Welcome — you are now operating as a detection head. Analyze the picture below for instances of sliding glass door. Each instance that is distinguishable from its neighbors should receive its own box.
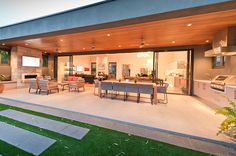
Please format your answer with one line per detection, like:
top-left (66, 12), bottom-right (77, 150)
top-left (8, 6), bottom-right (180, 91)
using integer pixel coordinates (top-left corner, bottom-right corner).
top-left (154, 50), bottom-right (193, 95)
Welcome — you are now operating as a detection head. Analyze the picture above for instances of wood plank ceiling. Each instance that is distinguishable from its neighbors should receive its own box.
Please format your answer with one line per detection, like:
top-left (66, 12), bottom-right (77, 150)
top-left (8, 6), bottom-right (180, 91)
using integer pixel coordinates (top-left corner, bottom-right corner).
top-left (2, 9), bottom-right (236, 53)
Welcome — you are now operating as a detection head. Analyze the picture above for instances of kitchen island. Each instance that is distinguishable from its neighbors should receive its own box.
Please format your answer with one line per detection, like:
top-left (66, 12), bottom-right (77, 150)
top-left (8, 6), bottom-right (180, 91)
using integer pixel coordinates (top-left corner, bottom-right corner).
top-left (194, 80), bottom-right (236, 107)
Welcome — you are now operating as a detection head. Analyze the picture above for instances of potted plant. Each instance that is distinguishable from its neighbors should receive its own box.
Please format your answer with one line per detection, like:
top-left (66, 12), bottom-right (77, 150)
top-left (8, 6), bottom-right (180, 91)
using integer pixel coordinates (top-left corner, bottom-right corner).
top-left (0, 74), bottom-right (5, 93)
top-left (216, 98), bottom-right (236, 140)
top-left (181, 87), bottom-right (188, 94)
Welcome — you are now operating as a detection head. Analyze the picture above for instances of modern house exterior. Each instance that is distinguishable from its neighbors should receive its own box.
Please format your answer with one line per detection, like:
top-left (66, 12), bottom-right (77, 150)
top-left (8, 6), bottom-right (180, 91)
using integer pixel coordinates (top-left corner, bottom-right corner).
top-left (0, 0), bottom-right (236, 107)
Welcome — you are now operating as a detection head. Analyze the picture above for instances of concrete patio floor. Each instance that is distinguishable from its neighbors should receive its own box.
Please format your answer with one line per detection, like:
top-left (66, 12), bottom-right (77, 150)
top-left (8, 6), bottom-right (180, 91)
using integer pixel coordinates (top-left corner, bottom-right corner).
top-left (0, 87), bottom-right (234, 145)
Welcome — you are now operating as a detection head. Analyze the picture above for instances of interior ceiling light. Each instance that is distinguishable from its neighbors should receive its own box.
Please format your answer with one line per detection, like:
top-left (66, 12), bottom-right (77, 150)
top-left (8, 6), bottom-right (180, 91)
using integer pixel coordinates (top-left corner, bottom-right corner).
top-left (172, 41), bottom-right (176, 44)
top-left (83, 48), bottom-right (86, 50)
top-left (118, 45), bottom-right (121, 48)
top-left (205, 40), bottom-right (209, 43)
top-left (1, 43), bottom-right (5, 46)
top-left (60, 39), bottom-right (63, 42)
top-left (187, 23), bottom-right (192, 27)
top-left (25, 43), bottom-right (29, 46)
top-left (107, 34), bottom-right (111, 37)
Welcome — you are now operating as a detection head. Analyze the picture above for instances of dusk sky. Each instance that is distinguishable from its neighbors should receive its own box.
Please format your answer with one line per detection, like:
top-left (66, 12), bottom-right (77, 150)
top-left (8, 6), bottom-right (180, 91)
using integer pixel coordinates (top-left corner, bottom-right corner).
top-left (0, 0), bottom-right (103, 27)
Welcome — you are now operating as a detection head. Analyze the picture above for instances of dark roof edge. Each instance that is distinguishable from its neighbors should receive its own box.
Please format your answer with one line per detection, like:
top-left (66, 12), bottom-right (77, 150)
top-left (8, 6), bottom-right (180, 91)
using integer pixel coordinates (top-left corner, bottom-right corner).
top-left (0, 0), bottom-right (113, 29)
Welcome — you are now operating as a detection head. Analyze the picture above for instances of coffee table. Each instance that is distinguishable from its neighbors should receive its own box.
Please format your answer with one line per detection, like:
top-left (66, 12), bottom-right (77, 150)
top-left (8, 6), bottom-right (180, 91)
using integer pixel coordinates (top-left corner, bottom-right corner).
top-left (58, 82), bottom-right (69, 91)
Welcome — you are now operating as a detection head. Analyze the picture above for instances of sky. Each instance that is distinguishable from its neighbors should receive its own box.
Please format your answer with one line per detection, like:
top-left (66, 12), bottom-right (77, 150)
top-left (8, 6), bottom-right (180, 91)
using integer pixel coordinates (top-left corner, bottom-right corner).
top-left (0, 0), bottom-right (104, 27)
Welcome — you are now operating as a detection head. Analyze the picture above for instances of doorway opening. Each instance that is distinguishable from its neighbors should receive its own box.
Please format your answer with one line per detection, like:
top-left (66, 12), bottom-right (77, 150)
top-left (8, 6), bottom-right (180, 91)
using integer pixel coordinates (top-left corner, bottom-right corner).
top-left (154, 50), bottom-right (192, 95)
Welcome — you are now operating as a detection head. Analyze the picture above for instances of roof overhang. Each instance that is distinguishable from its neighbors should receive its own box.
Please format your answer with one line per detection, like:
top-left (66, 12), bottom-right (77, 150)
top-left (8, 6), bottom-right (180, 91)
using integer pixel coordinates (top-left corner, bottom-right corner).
top-left (0, 0), bottom-right (232, 41)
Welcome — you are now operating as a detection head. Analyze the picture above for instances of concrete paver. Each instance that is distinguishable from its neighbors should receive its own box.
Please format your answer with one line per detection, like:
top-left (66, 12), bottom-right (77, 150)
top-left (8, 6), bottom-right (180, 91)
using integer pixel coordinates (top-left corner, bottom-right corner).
top-left (0, 109), bottom-right (89, 140)
top-left (0, 121), bottom-right (56, 155)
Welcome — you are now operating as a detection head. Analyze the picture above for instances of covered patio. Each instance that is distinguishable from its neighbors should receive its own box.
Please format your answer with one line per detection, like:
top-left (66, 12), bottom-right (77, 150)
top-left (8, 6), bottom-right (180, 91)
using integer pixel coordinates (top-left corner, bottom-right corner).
top-left (1, 1), bottom-right (236, 155)
top-left (0, 86), bottom-right (233, 145)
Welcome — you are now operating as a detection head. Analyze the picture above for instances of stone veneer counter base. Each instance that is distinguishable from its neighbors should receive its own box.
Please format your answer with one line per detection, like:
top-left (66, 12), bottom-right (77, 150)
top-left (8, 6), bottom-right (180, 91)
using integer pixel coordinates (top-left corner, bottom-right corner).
top-left (0, 109), bottom-right (89, 140)
top-left (0, 121), bottom-right (56, 156)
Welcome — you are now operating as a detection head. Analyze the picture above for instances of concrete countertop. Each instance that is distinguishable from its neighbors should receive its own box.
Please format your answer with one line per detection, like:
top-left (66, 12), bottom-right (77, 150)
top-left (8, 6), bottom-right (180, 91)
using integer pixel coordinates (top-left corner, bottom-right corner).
top-left (194, 79), bottom-right (211, 83)
top-left (194, 80), bottom-right (236, 89)
top-left (226, 85), bottom-right (236, 89)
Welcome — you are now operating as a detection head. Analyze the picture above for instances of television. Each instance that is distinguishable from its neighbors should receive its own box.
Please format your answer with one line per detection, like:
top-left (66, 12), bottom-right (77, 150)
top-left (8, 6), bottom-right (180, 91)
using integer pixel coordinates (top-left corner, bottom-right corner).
top-left (22, 56), bottom-right (40, 67)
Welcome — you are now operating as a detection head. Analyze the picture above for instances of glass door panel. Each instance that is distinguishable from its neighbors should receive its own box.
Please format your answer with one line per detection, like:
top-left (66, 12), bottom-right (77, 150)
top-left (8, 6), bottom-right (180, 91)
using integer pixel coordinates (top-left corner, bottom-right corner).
top-left (156, 51), bottom-right (189, 95)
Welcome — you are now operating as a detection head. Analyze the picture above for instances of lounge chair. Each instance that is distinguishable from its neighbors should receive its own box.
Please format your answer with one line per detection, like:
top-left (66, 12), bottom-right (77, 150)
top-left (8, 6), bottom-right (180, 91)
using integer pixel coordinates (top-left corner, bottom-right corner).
top-left (28, 79), bottom-right (39, 94)
top-left (69, 78), bottom-right (85, 92)
top-left (38, 80), bottom-right (59, 95)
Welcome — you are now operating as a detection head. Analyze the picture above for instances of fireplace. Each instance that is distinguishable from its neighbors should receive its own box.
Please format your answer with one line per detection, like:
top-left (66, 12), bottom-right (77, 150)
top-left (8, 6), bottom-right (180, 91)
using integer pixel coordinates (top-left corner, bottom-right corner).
top-left (21, 73), bottom-right (40, 83)
top-left (24, 75), bottom-right (37, 79)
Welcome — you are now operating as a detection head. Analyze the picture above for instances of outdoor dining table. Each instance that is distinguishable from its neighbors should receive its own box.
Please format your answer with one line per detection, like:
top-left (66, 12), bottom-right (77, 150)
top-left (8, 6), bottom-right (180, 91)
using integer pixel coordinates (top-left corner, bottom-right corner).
top-left (97, 80), bottom-right (158, 104)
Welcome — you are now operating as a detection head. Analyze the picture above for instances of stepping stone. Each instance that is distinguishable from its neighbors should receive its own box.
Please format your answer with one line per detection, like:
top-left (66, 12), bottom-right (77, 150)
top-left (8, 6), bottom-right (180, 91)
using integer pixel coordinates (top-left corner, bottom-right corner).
top-left (0, 109), bottom-right (89, 140)
top-left (0, 122), bottom-right (56, 156)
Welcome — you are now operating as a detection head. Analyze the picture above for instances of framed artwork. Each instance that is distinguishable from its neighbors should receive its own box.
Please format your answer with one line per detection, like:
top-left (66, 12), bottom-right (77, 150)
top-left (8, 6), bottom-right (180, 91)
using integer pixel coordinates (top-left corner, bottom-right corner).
top-left (98, 63), bottom-right (105, 70)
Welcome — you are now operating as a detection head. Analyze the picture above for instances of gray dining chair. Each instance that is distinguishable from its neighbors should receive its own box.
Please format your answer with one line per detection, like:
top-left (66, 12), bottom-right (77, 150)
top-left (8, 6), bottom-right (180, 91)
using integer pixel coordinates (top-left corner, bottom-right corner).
top-left (157, 83), bottom-right (169, 104)
top-left (124, 83), bottom-right (139, 102)
top-left (112, 82), bottom-right (126, 100)
top-left (138, 84), bottom-right (154, 104)
top-left (94, 79), bottom-right (99, 95)
top-left (100, 82), bottom-right (113, 98)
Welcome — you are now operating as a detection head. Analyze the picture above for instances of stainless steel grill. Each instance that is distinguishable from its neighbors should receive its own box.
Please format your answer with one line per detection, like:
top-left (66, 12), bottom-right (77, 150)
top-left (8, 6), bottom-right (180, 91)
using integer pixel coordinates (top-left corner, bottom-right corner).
top-left (211, 75), bottom-right (236, 92)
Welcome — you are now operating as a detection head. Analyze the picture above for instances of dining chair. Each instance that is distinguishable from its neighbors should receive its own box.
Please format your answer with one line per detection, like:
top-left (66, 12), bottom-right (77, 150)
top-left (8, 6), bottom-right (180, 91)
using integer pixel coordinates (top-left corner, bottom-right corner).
top-left (100, 82), bottom-right (113, 98)
top-left (157, 83), bottom-right (169, 104)
top-left (112, 82), bottom-right (126, 100)
top-left (94, 79), bottom-right (99, 95)
top-left (124, 83), bottom-right (139, 102)
top-left (138, 84), bottom-right (154, 104)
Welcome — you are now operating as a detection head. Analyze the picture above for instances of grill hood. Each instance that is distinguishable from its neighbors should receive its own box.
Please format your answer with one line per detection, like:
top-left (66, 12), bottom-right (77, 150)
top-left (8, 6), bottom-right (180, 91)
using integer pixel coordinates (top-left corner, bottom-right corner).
top-left (205, 26), bottom-right (236, 57)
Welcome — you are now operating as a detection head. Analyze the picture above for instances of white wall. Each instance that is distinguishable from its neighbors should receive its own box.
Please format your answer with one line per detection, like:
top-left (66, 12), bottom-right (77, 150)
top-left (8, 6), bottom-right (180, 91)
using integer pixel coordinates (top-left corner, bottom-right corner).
top-left (58, 56), bottom-right (69, 82)
top-left (158, 51), bottom-right (187, 80)
top-left (73, 55), bottom-right (91, 74)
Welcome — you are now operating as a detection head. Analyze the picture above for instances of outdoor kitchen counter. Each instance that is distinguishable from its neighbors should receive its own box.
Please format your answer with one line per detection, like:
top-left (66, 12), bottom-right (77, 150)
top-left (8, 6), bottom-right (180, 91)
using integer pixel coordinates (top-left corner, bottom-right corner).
top-left (194, 80), bottom-right (236, 107)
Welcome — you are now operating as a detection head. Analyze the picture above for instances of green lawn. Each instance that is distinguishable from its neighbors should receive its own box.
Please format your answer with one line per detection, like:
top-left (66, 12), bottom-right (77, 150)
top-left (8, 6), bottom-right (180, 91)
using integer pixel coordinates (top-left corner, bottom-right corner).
top-left (0, 103), bottom-right (210, 156)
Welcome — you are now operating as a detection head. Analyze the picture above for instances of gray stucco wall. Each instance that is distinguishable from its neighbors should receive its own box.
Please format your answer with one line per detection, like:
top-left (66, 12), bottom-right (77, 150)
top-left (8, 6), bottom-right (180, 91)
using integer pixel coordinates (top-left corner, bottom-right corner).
top-left (0, 0), bottom-right (229, 40)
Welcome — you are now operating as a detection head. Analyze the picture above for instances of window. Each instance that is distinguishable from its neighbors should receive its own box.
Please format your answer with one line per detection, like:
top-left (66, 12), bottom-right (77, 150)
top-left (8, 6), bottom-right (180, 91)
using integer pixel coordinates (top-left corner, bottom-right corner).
top-left (42, 54), bottom-right (48, 67)
top-left (212, 56), bottom-right (225, 68)
top-left (0, 49), bottom-right (10, 65)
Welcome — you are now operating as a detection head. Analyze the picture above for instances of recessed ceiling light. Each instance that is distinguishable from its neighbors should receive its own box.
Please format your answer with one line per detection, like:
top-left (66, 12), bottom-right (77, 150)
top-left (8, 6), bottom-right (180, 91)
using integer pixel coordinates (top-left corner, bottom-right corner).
top-left (187, 23), bottom-right (192, 27)
top-left (205, 40), bottom-right (209, 43)
top-left (60, 39), bottom-right (63, 42)
top-left (25, 43), bottom-right (29, 46)
top-left (172, 41), bottom-right (176, 44)
top-left (1, 43), bottom-right (5, 46)
top-left (83, 48), bottom-right (86, 50)
top-left (107, 34), bottom-right (111, 37)
top-left (118, 45), bottom-right (121, 48)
